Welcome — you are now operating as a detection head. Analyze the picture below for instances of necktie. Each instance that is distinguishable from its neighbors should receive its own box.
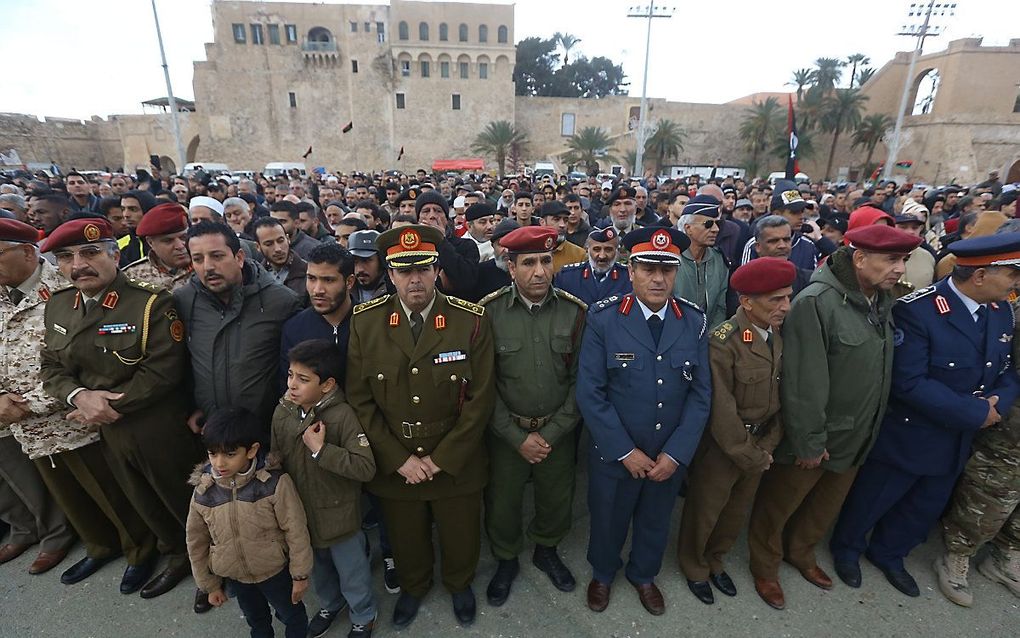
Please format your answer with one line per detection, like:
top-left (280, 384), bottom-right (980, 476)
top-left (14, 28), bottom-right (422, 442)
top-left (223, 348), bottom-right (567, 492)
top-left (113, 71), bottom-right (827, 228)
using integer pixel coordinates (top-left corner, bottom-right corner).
top-left (975, 305), bottom-right (988, 341)
top-left (84, 298), bottom-right (97, 316)
top-left (766, 331), bottom-right (774, 351)
top-left (410, 311), bottom-right (423, 343)
top-left (8, 288), bottom-right (24, 305)
top-left (647, 314), bottom-right (663, 345)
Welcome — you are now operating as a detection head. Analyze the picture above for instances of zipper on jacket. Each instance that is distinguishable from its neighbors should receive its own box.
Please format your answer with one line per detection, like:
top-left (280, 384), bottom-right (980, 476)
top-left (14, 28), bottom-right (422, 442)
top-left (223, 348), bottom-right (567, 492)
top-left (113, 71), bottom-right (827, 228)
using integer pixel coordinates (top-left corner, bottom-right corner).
top-left (229, 480), bottom-right (255, 582)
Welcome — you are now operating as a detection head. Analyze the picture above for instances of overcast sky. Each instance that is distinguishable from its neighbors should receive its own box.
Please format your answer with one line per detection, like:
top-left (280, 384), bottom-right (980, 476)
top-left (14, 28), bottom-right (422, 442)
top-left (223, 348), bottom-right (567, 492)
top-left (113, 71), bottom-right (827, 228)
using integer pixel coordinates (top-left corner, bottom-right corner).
top-left (1, 0), bottom-right (1016, 121)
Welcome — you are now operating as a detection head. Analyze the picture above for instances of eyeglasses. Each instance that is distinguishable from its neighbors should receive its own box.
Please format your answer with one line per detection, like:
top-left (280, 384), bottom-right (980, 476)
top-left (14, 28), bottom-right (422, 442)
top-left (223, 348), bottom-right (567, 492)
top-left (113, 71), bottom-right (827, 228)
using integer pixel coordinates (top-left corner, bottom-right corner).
top-left (52, 245), bottom-right (108, 264)
top-left (697, 219), bottom-right (720, 229)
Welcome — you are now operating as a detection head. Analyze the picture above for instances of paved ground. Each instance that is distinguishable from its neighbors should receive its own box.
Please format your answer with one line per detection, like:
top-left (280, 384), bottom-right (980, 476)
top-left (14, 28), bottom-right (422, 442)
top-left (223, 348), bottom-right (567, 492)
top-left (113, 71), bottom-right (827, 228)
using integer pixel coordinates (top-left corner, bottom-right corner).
top-left (3, 456), bottom-right (1018, 638)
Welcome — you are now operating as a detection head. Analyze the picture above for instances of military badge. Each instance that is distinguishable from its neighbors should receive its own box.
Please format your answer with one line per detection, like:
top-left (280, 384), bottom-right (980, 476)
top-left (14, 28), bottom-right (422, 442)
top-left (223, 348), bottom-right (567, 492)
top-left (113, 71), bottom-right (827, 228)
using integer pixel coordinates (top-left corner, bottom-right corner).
top-left (434, 314), bottom-right (446, 330)
top-left (83, 223), bottom-right (101, 242)
top-left (38, 286), bottom-right (51, 301)
top-left (400, 229), bottom-right (421, 251)
top-left (357, 433), bottom-right (370, 447)
top-left (1000, 333), bottom-right (1012, 343)
top-left (893, 328), bottom-right (905, 347)
top-left (53, 323), bottom-right (67, 335)
top-left (934, 295), bottom-right (951, 315)
top-left (742, 329), bottom-right (753, 343)
top-left (101, 291), bottom-right (119, 309)
top-left (170, 319), bottom-right (184, 342)
top-left (651, 230), bottom-right (671, 250)
top-left (389, 312), bottom-right (400, 326)
top-left (544, 236), bottom-right (554, 250)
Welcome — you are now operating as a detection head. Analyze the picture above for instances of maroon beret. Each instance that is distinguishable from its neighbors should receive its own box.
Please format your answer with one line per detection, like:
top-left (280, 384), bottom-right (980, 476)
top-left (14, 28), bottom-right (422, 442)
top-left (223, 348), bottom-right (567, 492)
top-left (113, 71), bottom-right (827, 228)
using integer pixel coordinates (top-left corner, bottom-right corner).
top-left (730, 257), bottom-right (797, 295)
top-left (0, 218), bottom-right (41, 244)
top-left (40, 218), bottom-right (114, 253)
top-left (500, 226), bottom-right (558, 254)
top-left (135, 203), bottom-right (189, 238)
top-left (844, 225), bottom-right (921, 255)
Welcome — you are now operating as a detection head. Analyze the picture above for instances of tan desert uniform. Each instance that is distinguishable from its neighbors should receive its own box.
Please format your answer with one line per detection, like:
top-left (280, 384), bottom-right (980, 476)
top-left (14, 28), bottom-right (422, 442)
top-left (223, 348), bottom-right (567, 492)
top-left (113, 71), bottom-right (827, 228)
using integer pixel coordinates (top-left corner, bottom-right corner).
top-left (4, 260), bottom-right (153, 562)
top-left (677, 308), bottom-right (784, 580)
top-left (122, 254), bottom-right (192, 292)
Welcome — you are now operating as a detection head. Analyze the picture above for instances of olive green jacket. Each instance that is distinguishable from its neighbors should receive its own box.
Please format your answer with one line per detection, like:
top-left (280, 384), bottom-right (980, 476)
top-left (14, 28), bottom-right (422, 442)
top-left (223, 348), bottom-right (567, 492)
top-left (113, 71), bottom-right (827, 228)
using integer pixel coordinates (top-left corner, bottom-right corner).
top-left (481, 285), bottom-right (586, 449)
top-left (775, 248), bottom-right (896, 472)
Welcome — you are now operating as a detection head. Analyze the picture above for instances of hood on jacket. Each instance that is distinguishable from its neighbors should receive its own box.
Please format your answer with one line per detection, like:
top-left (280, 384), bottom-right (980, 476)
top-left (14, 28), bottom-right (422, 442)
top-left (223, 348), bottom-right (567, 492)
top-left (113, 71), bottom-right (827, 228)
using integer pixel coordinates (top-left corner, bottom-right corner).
top-left (277, 387), bottom-right (346, 419)
top-left (812, 246), bottom-right (894, 317)
top-left (189, 453), bottom-right (280, 493)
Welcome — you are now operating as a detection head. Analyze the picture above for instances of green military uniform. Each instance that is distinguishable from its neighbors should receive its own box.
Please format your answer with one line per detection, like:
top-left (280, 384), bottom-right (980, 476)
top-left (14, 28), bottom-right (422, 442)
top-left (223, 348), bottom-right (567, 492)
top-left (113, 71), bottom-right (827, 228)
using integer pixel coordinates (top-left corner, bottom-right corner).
top-left (40, 271), bottom-right (202, 562)
top-left (346, 225), bottom-right (496, 600)
top-left (480, 284), bottom-right (586, 560)
top-left (678, 308), bottom-right (784, 581)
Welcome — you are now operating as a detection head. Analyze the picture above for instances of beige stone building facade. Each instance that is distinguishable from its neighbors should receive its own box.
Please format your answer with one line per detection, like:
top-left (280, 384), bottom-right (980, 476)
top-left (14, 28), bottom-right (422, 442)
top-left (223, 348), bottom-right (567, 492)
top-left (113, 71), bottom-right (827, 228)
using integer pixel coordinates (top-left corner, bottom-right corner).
top-left (1, 0), bottom-right (1017, 186)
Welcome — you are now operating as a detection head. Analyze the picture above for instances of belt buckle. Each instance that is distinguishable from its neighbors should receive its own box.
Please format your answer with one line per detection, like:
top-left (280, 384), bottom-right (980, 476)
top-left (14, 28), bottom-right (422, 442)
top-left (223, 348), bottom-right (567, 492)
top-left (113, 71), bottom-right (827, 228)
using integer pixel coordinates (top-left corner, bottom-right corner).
top-left (529, 417), bottom-right (540, 431)
top-left (401, 421), bottom-right (414, 439)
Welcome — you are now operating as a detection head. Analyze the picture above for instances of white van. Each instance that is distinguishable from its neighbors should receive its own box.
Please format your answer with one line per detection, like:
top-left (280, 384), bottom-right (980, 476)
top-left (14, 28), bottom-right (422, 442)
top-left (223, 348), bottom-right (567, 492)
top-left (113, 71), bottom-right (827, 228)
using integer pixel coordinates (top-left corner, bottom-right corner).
top-left (184, 162), bottom-right (229, 176)
top-left (264, 162), bottom-right (307, 178)
top-left (768, 171), bottom-right (810, 185)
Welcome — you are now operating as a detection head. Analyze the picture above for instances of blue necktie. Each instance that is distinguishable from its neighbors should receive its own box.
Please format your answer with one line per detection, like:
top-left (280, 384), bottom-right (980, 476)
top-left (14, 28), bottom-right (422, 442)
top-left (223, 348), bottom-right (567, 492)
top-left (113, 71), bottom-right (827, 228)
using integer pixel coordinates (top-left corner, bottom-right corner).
top-left (647, 314), bottom-right (663, 345)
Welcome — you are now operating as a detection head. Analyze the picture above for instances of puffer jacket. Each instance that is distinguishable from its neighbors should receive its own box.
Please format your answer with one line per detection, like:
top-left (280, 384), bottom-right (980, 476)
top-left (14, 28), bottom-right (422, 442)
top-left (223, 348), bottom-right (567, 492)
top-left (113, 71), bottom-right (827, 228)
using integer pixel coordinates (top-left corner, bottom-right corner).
top-left (270, 389), bottom-right (376, 548)
top-left (185, 455), bottom-right (313, 594)
top-left (174, 260), bottom-right (301, 428)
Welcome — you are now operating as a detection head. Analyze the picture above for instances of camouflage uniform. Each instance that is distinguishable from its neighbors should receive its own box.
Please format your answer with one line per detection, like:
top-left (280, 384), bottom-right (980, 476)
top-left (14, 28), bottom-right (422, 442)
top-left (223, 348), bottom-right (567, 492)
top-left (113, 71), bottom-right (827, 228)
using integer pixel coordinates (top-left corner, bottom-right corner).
top-left (122, 254), bottom-right (192, 292)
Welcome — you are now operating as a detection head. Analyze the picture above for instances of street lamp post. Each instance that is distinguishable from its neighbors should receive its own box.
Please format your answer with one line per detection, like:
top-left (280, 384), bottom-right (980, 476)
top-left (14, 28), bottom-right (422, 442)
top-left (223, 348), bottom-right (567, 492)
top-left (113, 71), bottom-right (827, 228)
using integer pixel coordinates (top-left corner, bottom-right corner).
top-left (151, 0), bottom-right (186, 174)
top-left (882, 1), bottom-right (956, 182)
top-left (627, 4), bottom-right (674, 180)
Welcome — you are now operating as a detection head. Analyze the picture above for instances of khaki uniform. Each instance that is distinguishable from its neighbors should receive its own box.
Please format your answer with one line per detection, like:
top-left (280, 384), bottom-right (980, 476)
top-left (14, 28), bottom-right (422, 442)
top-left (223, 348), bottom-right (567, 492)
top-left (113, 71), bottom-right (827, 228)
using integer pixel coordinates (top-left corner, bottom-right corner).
top-left (41, 272), bottom-right (201, 561)
top-left (122, 254), bottom-right (192, 292)
top-left (4, 261), bottom-right (152, 562)
top-left (678, 309), bottom-right (784, 581)
top-left (552, 240), bottom-right (586, 275)
top-left (346, 292), bottom-right (496, 597)
top-left (480, 285), bottom-right (585, 560)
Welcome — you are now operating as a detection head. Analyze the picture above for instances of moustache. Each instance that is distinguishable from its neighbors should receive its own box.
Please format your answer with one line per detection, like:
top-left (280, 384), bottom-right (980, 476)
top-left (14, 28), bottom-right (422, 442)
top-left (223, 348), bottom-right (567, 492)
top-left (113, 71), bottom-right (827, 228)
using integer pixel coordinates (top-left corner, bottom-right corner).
top-left (70, 267), bottom-right (98, 280)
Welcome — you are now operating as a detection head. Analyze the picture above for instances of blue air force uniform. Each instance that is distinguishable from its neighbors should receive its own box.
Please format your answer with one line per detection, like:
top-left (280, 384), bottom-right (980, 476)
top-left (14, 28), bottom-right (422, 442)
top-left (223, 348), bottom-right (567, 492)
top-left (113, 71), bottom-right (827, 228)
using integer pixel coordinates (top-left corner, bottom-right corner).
top-left (577, 227), bottom-right (711, 587)
top-left (831, 235), bottom-right (1020, 575)
top-left (553, 261), bottom-right (632, 307)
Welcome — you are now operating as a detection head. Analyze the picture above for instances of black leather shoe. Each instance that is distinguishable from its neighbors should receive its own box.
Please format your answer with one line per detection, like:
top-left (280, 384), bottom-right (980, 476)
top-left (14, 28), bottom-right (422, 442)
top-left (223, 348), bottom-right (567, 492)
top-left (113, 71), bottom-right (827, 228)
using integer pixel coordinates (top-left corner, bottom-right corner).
top-left (452, 588), bottom-right (476, 626)
top-left (687, 579), bottom-right (715, 605)
top-left (120, 556), bottom-right (158, 594)
top-left (710, 571), bottom-right (737, 597)
top-left (835, 560), bottom-right (862, 588)
top-left (878, 565), bottom-right (920, 597)
top-left (139, 561), bottom-right (190, 599)
top-left (486, 558), bottom-right (520, 606)
top-left (532, 545), bottom-right (576, 592)
top-left (60, 555), bottom-right (119, 585)
top-left (391, 592), bottom-right (421, 629)
top-left (193, 588), bottom-right (212, 614)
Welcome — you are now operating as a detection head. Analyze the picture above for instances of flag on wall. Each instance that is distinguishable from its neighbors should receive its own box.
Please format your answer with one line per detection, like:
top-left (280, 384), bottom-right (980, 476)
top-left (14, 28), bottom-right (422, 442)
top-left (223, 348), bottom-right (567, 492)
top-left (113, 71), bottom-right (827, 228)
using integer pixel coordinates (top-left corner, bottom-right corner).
top-left (342, 121), bottom-right (353, 134)
top-left (397, 146), bottom-right (405, 161)
top-left (302, 146), bottom-right (313, 159)
top-left (785, 94), bottom-right (799, 180)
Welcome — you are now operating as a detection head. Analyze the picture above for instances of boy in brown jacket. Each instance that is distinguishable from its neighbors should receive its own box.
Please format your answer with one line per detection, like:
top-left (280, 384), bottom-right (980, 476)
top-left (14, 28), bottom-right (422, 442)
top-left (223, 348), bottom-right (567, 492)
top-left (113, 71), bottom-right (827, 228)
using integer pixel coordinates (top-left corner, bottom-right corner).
top-left (272, 339), bottom-right (378, 638)
top-left (186, 407), bottom-right (313, 638)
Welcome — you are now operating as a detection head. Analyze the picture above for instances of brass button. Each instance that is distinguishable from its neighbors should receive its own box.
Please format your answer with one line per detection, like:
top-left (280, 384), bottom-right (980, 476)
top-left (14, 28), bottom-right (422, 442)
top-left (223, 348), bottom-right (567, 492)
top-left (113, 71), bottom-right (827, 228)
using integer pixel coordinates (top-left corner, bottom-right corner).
top-left (622, 363), bottom-right (627, 368)
top-left (657, 378), bottom-right (663, 385)
top-left (986, 361), bottom-right (992, 368)
top-left (411, 367), bottom-right (419, 375)
top-left (657, 402), bottom-right (663, 408)
top-left (416, 447), bottom-right (425, 453)
top-left (412, 396), bottom-right (420, 404)
top-left (656, 355), bottom-right (662, 361)
top-left (450, 374), bottom-right (458, 381)
top-left (416, 421), bottom-right (422, 426)
top-left (948, 362), bottom-right (955, 368)
top-left (655, 423), bottom-right (661, 430)
top-left (377, 373), bottom-right (385, 380)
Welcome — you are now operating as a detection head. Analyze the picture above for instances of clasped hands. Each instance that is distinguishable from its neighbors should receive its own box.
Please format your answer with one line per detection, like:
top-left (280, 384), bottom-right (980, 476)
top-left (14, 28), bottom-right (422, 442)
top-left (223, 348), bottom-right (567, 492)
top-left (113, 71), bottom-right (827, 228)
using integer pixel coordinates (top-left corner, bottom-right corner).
top-left (621, 448), bottom-right (678, 481)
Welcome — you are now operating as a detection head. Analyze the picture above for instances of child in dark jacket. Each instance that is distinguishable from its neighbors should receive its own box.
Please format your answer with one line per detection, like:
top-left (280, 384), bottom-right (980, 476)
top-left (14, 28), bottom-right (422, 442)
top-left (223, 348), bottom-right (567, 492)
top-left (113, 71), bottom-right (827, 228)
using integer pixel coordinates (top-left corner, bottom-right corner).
top-left (186, 407), bottom-right (313, 638)
top-left (272, 340), bottom-right (378, 638)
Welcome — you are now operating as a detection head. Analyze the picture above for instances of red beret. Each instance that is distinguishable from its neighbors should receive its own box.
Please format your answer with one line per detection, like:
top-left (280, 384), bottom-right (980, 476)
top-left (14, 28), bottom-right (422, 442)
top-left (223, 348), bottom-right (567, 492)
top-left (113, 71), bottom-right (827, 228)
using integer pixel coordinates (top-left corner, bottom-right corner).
top-left (730, 257), bottom-right (797, 295)
top-left (40, 218), bottom-right (115, 253)
top-left (501, 226), bottom-right (558, 254)
top-left (0, 218), bottom-right (41, 244)
top-left (135, 203), bottom-right (189, 238)
top-left (943, 217), bottom-right (960, 235)
top-left (844, 224), bottom-right (921, 255)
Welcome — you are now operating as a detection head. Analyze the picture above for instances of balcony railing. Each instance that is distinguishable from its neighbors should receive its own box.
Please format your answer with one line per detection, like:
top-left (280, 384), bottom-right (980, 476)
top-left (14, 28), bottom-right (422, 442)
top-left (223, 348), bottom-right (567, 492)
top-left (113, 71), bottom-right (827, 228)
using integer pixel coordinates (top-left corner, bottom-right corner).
top-left (302, 40), bottom-right (337, 52)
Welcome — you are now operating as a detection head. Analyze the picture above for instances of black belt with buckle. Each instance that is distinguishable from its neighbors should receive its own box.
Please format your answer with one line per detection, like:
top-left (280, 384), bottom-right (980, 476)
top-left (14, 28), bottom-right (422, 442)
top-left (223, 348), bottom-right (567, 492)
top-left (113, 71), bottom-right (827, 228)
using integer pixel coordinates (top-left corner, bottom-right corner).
top-left (399, 418), bottom-right (454, 439)
top-left (744, 422), bottom-right (766, 436)
top-left (510, 412), bottom-right (552, 431)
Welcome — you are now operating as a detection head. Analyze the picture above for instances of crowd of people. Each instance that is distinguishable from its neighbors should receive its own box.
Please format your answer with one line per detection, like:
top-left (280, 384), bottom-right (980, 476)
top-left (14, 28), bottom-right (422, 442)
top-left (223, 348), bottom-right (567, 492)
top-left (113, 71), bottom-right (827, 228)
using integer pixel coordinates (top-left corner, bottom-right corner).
top-left (0, 163), bottom-right (1018, 638)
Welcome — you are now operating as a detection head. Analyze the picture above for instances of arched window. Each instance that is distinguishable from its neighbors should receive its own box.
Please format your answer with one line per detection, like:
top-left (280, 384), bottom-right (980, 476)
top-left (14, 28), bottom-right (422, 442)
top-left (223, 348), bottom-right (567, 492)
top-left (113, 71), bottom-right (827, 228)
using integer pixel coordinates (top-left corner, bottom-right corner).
top-left (439, 23), bottom-right (448, 41)
top-left (398, 21), bottom-right (408, 41)
top-left (458, 23), bottom-right (468, 42)
top-left (478, 25), bottom-right (488, 43)
top-left (307, 27), bottom-right (333, 43)
top-left (497, 25), bottom-right (508, 43)
top-left (418, 22), bottom-right (429, 41)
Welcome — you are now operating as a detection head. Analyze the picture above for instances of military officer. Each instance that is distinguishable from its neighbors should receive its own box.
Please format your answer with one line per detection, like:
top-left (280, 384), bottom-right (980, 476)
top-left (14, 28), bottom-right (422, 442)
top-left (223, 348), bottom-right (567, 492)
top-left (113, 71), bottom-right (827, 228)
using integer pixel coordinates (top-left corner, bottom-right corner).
top-left (479, 226), bottom-right (587, 607)
top-left (0, 219), bottom-right (76, 574)
top-left (121, 202), bottom-right (192, 291)
top-left (346, 224), bottom-right (496, 629)
top-left (747, 224), bottom-right (921, 611)
top-left (829, 234), bottom-right (1020, 597)
top-left (39, 217), bottom-right (202, 600)
top-left (553, 226), bottom-right (632, 307)
top-left (577, 226), bottom-right (711, 616)
top-left (677, 258), bottom-right (794, 605)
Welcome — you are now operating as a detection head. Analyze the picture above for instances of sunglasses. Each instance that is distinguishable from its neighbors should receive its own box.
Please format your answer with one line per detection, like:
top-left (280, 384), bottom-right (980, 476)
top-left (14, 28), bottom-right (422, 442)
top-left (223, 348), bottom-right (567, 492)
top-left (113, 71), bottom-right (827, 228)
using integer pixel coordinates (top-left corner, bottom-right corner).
top-left (695, 219), bottom-right (720, 229)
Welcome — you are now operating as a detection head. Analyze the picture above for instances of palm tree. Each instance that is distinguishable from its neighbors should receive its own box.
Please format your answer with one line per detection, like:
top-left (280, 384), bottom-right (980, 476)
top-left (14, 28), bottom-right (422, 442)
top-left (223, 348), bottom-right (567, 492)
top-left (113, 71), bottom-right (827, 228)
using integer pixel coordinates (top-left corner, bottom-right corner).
top-left (470, 120), bottom-right (528, 178)
top-left (788, 68), bottom-right (815, 103)
top-left (623, 149), bottom-right (639, 176)
top-left (856, 67), bottom-right (876, 87)
top-left (852, 113), bottom-right (895, 175)
top-left (563, 126), bottom-right (616, 172)
top-left (738, 97), bottom-right (783, 175)
top-left (846, 53), bottom-right (871, 88)
top-left (812, 57), bottom-right (845, 95)
top-left (798, 88), bottom-right (827, 133)
top-left (770, 127), bottom-right (817, 163)
top-left (553, 32), bottom-right (581, 65)
top-left (644, 119), bottom-right (686, 176)
top-left (820, 88), bottom-right (869, 180)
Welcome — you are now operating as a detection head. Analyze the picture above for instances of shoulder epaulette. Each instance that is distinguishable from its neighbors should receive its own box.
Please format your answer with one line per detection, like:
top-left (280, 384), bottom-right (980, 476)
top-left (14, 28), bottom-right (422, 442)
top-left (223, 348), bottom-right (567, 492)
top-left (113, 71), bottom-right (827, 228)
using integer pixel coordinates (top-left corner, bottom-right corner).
top-left (447, 295), bottom-right (485, 316)
top-left (479, 286), bottom-right (512, 307)
top-left (675, 296), bottom-right (708, 338)
top-left (559, 261), bottom-right (586, 270)
top-left (899, 285), bottom-right (936, 304)
top-left (125, 277), bottom-right (162, 293)
top-left (122, 257), bottom-right (149, 270)
top-left (591, 294), bottom-right (623, 313)
top-left (711, 320), bottom-right (737, 342)
top-left (555, 288), bottom-right (588, 311)
top-left (50, 285), bottom-right (76, 296)
top-left (675, 296), bottom-right (704, 315)
top-left (353, 294), bottom-right (390, 315)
